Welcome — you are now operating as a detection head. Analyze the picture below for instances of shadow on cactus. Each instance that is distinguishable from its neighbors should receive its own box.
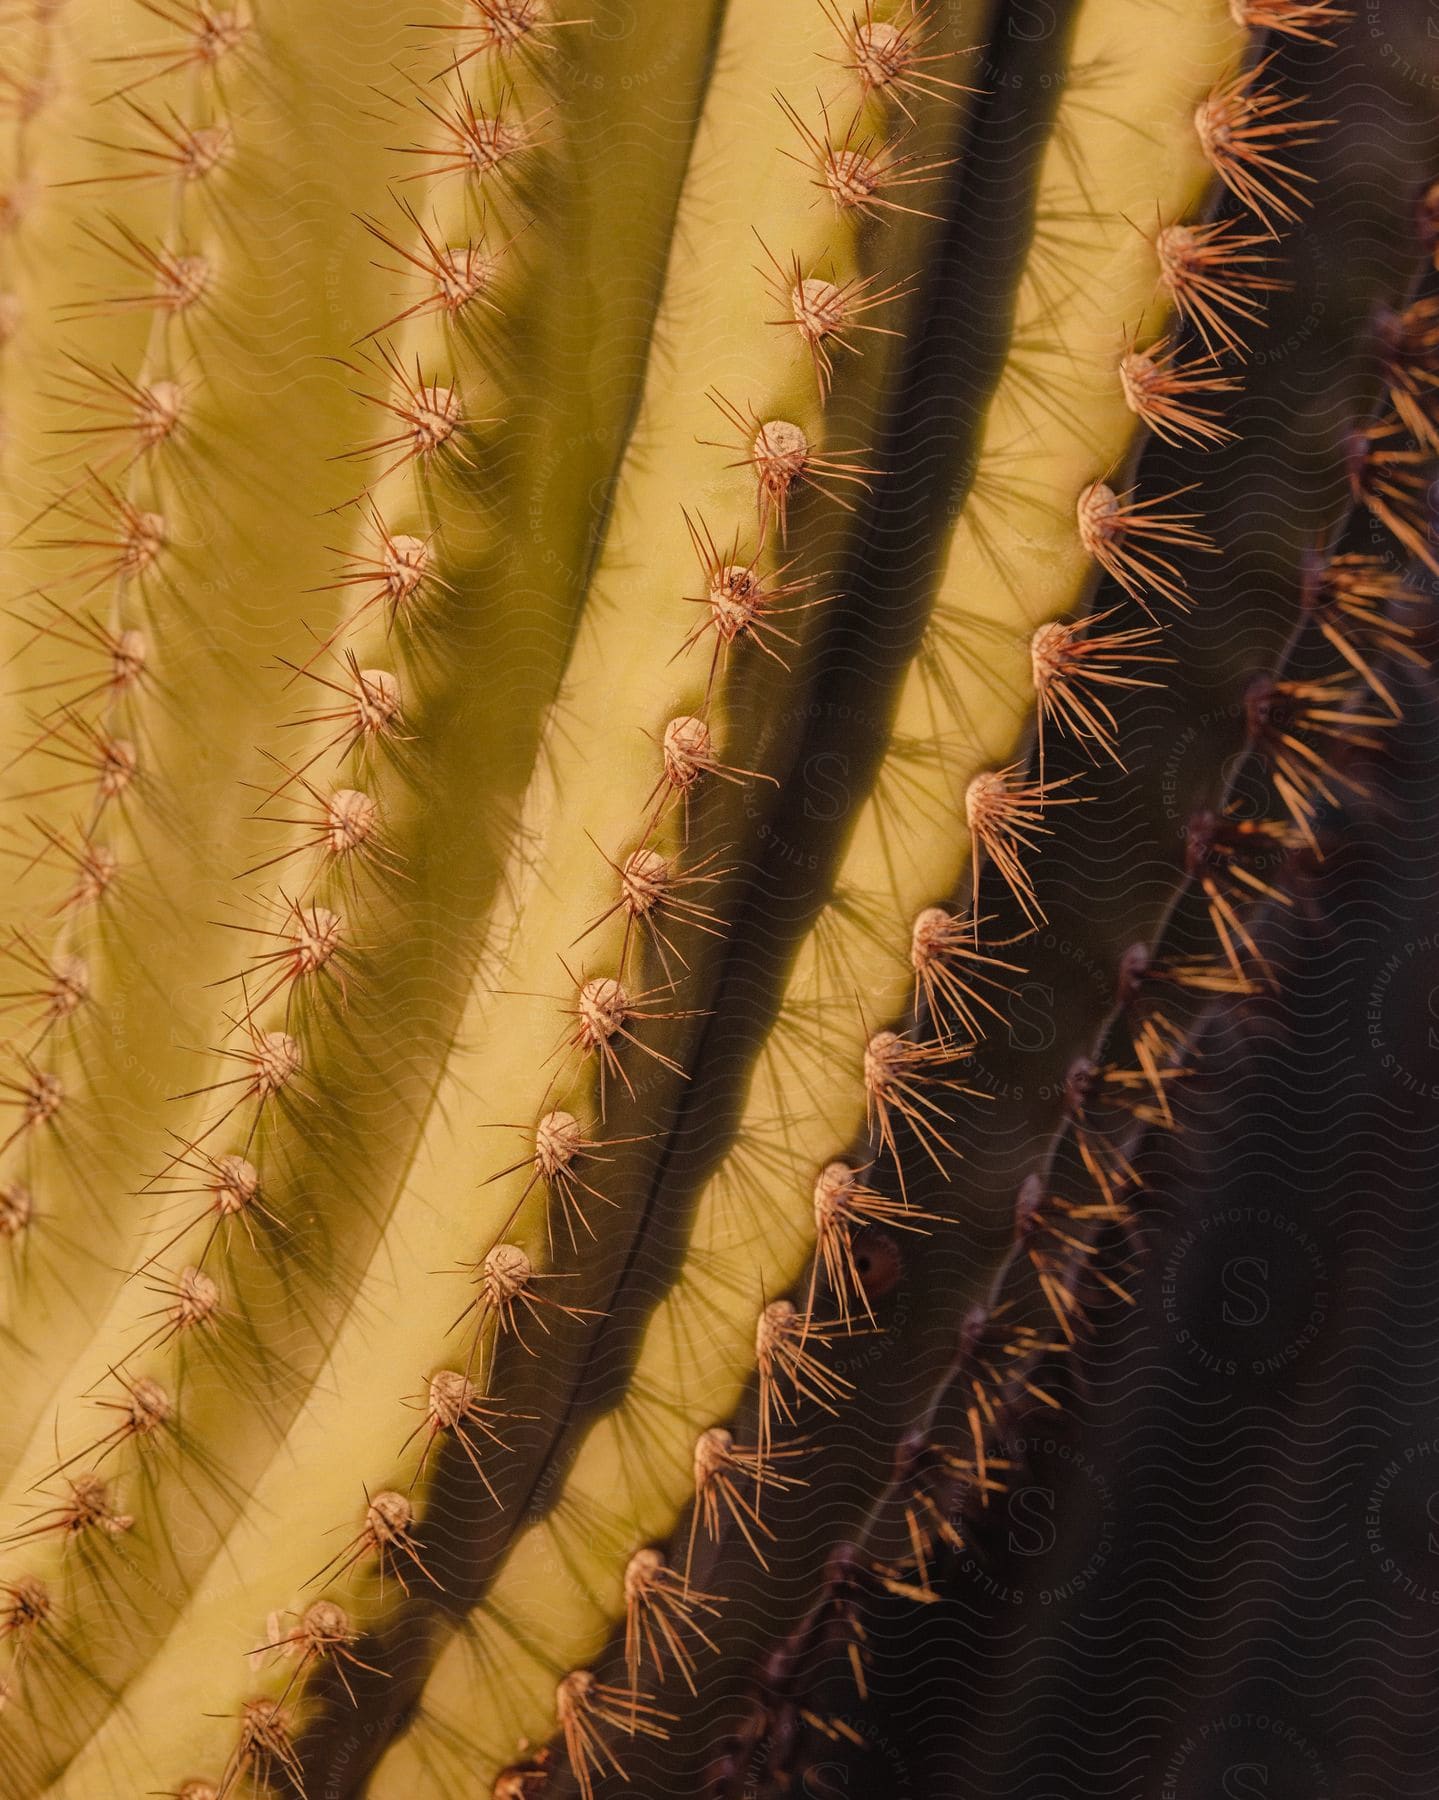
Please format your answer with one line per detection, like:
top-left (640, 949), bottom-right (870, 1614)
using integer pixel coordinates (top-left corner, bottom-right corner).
top-left (0, 1), bottom-right (1434, 1797)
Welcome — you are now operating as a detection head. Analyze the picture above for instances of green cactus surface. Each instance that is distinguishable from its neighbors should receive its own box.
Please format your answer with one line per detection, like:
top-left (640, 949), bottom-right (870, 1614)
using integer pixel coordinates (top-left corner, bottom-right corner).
top-left (0, 2), bottom-right (1433, 1797)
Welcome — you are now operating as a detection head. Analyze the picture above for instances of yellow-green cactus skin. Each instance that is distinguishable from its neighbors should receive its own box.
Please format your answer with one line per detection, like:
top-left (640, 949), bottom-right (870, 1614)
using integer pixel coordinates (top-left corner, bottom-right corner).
top-left (0, 1), bottom-right (1433, 1796)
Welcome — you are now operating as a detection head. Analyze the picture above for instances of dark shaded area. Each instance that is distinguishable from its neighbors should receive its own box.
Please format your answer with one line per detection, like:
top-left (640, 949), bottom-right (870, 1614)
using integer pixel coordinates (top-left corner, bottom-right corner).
top-left (792, 652), bottom-right (1439, 1799)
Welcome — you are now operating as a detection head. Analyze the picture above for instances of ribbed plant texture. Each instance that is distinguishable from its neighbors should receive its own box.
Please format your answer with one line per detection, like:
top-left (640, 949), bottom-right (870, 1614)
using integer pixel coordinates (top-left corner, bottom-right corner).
top-left (0, 1), bottom-right (1434, 1796)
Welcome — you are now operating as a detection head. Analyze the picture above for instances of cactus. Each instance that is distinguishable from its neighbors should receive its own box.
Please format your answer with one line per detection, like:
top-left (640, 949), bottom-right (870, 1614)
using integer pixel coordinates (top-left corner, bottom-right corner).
top-left (0, 2), bottom-right (1433, 1797)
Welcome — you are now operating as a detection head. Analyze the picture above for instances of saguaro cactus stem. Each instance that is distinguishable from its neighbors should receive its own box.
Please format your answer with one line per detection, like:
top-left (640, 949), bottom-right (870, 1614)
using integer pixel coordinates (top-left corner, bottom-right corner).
top-left (0, 3), bottom-right (1431, 1798)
